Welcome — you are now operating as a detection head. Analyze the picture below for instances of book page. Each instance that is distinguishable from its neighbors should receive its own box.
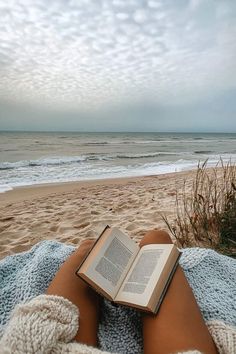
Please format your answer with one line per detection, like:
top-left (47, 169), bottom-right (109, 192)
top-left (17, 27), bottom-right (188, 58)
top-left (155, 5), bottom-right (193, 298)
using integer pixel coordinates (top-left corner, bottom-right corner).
top-left (115, 244), bottom-right (174, 305)
top-left (82, 228), bottom-right (139, 299)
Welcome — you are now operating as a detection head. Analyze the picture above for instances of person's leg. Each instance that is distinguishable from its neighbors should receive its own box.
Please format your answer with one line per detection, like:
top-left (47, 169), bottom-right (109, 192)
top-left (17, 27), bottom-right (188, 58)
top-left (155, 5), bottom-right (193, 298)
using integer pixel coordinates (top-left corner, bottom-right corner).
top-left (140, 230), bottom-right (217, 354)
top-left (46, 240), bottom-right (99, 347)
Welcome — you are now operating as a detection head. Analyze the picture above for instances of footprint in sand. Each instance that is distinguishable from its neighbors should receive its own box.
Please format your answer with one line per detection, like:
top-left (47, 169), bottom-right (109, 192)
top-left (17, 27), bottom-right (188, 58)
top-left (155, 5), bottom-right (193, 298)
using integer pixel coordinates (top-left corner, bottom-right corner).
top-left (91, 210), bottom-right (99, 215)
top-left (126, 223), bottom-right (137, 231)
top-left (50, 225), bottom-right (59, 232)
top-left (58, 226), bottom-right (72, 233)
top-left (73, 222), bottom-right (90, 229)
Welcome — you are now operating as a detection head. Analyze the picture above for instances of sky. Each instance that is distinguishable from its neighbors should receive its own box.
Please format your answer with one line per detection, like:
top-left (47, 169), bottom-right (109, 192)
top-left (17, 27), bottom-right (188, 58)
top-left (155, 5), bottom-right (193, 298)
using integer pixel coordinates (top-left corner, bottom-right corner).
top-left (0, 0), bottom-right (236, 132)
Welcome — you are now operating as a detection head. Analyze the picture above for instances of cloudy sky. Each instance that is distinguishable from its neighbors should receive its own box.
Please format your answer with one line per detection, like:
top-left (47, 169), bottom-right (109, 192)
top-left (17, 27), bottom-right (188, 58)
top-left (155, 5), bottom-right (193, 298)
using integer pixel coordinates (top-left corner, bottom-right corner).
top-left (0, 0), bottom-right (236, 131)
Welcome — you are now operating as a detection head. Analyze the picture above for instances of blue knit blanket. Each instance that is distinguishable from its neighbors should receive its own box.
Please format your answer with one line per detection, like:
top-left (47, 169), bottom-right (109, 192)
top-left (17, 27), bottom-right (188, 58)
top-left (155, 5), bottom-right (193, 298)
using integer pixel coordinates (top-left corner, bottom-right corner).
top-left (0, 241), bottom-right (235, 353)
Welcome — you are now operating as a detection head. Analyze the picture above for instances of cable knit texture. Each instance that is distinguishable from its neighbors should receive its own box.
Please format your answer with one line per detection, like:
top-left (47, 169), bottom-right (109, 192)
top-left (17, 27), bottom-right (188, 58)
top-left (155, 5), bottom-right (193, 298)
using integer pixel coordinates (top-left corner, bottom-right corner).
top-left (0, 241), bottom-right (235, 353)
top-left (207, 320), bottom-right (236, 354)
top-left (1, 295), bottom-right (78, 353)
top-left (0, 295), bottom-right (111, 354)
top-left (0, 294), bottom-right (203, 354)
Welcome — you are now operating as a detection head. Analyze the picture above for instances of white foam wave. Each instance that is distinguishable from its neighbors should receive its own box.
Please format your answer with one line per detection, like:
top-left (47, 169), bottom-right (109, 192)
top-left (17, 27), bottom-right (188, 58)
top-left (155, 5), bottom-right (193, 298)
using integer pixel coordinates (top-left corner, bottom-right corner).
top-left (0, 184), bottom-right (13, 193)
top-left (1, 154), bottom-right (236, 193)
top-left (0, 156), bottom-right (88, 169)
top-left (0, 159), bottom-right (205, 193)
top-left (0, 152), bottom-right (185, 170)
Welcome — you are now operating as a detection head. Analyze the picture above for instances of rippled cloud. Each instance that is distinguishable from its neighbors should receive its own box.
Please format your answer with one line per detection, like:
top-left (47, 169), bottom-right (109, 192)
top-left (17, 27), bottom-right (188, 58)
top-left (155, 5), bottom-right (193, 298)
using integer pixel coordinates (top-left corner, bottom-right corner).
top-left (0, 0), bottom-right (235, 110)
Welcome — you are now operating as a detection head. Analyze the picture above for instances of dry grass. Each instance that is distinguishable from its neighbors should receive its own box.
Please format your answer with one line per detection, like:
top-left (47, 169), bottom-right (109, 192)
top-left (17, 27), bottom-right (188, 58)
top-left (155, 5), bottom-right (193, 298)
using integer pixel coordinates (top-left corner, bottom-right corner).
top-left (162, 160), bottom-right (236, 257)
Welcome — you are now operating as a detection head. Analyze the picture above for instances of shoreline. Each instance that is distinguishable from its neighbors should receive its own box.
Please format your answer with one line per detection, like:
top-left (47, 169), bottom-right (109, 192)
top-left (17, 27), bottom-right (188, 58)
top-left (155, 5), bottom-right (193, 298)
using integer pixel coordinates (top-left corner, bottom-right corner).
top-left (0, 170), bottom-right (194, 205)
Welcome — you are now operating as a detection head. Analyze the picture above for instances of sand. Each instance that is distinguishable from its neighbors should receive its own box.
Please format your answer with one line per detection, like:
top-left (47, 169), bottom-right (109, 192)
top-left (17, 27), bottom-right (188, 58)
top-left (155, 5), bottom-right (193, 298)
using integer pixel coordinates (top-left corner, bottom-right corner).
top-left (0, 170), bottom-right (196, 260)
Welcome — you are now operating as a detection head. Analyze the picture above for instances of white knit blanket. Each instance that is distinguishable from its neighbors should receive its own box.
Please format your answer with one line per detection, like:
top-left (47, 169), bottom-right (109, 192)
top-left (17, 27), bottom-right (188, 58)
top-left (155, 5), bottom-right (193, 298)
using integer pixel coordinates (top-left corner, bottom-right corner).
top-left (0, 241), bottom-right (235, 353)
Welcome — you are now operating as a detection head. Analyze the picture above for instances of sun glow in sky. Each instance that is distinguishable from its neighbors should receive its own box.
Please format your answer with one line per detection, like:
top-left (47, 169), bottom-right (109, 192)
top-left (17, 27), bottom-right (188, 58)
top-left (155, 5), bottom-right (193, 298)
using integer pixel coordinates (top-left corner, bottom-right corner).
top-left (0, 0), bottom-right (236, 131)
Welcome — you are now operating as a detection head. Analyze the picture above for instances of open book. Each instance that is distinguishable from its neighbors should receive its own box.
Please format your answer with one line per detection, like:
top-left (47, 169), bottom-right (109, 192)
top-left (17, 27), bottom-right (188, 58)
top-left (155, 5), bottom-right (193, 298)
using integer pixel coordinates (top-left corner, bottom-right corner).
top-left (76, 226), bottom-right (181, 314)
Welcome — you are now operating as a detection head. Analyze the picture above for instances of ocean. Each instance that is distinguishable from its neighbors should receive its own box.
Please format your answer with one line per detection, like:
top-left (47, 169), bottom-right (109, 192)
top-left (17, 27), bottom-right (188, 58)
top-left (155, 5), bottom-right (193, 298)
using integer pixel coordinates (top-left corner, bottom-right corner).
top-left (1, 131), bottom-right (236, 193)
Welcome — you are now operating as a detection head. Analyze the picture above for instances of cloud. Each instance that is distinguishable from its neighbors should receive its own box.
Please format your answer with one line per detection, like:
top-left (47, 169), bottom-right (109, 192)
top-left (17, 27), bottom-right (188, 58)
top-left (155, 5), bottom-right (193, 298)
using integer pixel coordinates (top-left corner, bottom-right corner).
top-left (0, 0), bottom-right (235, 112)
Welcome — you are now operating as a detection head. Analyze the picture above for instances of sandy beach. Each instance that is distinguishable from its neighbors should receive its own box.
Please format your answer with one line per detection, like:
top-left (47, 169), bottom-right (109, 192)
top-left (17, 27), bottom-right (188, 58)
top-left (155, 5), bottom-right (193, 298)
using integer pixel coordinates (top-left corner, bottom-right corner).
top-left (0, 170), bottom-right (197, 260)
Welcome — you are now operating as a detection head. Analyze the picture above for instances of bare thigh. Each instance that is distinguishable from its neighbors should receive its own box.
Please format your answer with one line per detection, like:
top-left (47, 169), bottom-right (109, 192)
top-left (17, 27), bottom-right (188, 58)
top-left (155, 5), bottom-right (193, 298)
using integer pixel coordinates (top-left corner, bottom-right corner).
top-left (140, 230), bottom-right (217, 354)
top-left (46, 241), bottom-right (100, 347)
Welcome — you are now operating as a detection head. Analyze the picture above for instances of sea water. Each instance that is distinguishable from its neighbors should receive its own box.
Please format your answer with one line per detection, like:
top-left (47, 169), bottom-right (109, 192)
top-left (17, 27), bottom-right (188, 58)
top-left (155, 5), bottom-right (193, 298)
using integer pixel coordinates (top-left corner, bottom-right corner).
top-left (0, 131), bottom-right (236, 193)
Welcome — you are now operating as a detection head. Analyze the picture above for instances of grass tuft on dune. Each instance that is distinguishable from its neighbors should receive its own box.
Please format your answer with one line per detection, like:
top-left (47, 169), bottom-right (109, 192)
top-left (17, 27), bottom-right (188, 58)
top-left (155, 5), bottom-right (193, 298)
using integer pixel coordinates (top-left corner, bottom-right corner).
top-left (162, 160), bottom-right (236, 258)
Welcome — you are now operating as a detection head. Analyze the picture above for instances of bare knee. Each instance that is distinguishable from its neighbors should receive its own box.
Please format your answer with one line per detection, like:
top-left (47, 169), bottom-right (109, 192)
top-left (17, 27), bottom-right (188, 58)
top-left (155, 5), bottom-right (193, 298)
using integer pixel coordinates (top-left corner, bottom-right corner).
top-left (139, 230), bottom-right (172, 248)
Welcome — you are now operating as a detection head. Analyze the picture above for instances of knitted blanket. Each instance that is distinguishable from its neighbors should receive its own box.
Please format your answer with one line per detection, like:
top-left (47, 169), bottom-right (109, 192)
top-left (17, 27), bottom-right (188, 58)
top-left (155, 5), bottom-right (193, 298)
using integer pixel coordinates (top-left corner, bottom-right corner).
top-left (0, 241), bottom-right (235, 354)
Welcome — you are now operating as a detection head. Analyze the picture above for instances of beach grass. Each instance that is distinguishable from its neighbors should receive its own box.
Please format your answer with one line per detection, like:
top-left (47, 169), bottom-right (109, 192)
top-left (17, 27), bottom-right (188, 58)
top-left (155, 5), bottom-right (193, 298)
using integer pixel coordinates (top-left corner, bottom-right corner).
top-left (162, 160), bottom-right (236, 258)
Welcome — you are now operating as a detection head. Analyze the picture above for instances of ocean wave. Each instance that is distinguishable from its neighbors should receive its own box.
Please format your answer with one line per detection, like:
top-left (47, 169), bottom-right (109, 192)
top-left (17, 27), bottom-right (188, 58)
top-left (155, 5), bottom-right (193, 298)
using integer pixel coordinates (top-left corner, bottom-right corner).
top-left (1, 156), bottom-right (236, 193)
top-left (1, 152), bottom-right (236, 171)
top-left (0, 184), bottom-right (13, 193)
top-left (0, 152), bottom-right (182, 170)
top-left (115, 152), bottom-right (181, 159)
top-left (83, 142), bottom-right (109, 145)
top-left (0, 166), bottom-right (15, 170)
top-left (194, 150), bottom-right (213, 154)
top-left (0, 157), bottom-right (87, 169)
top-left (0, 159), bottom-right (198, 192)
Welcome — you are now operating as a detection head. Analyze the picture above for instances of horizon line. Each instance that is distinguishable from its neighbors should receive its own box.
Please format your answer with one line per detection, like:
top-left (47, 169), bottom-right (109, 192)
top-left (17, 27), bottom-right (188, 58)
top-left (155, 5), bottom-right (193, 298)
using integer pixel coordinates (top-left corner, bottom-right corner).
top-left (0, 130), bottom-right (236, 134)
